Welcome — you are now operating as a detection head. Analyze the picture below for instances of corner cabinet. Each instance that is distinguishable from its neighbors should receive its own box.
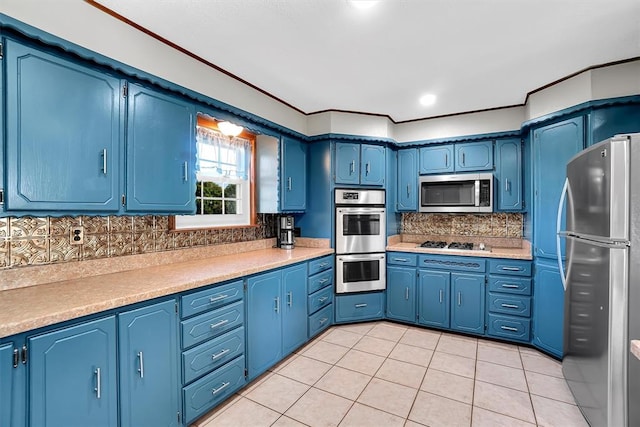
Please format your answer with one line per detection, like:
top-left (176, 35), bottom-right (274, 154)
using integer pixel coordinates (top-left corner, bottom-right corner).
top-left (280, 137), bottom-right (307, 211)
top-left (4, 38), bottom-right (123, 213)
top-left (495, 138), bottom-right (523, 211)
top-left (335, 142), bottom-right (385, 186)
top-left (125, 83), bottom-right (195, 213)
top-left (396, 148), bottom-right (418, 211)
top-left (532, 259), bottom-right (564, 358)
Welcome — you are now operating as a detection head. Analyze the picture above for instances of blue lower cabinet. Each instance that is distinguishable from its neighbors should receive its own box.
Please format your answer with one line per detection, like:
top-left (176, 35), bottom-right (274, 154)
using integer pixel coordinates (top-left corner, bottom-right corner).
top-left (182, 327), bottom-right (244, 385)
top-left (282, 264), bottom-right (308, 355)
top-left (118, 300), bottom-right (180, 427)
top-left (183, 356), bottom-right (245, 424)
top-left (1, 342), bottom-right (22, 427)
top-left (308, 269), bottom-right (333, 294)
top-left (335, 292), bottom-right (385, 323)
top-left (309, 304), bottom-right (333, 338)
top-left (532, 260), bottom-right (565, 358)
top-left (308, 286), bottom-right (333, 314)
top-left (450, 273), bottom-right (485, 335)
top-left (29, 316), bottom-right (118, 427)
top-left (487, 293), bottom-right (531, 317)
top-left (181, 300), bottom-right (244, 349)
top-left (386, 266), bottom-right (417, 323)
top-left (487, 313), bottom-right (531, 342)
top-left (417, 269), bottom-right (450, 328)
top-left (180, 280), bottom-right (243, 318)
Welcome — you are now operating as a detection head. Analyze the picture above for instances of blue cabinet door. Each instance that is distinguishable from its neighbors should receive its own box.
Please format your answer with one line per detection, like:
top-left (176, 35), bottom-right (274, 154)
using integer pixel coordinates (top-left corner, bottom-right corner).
top-left (397, 149), bottom-right (418, 211)
top-left (495, 138), bottom-right (523, 211)
top-left (29, 316), bottom-right (117, 427)
top-left (126, 83), bottom-right (195, 213)
top-left (1, 343), bottom-right (15, 427)
top-left (335, 143), bottom-right (360, 184)
top-left (450, 273), bottom-right (485, 335)
top-left (281, 137), bottom-right (307, 211)
top-left (386, 266), bottom-right (417, 323)
top-left (417, 269), bottom-right (450, 328)
top-left (247, 271), bottom-right (282, 379)
top-left (282, 264), bottom-right (308, 355)
top-left (533, 117), bottom-right (584, 259)
top-left (455, 141), bottom-right (493, 171)
top-left (360, 144), bottom-right (385, 186)
top-left (532, 260), bottom-right (565, 358)
top-left (119, 300), bottom-right (180, 427)
top-left (419, 145), bottom-right (454, 174)
top-left (5, 39), bottom-right (122, 212)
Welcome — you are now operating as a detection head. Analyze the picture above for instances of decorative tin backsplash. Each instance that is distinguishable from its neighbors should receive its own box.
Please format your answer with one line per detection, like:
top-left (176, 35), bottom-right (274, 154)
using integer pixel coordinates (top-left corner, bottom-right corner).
top-left (401, 213), bottom-right (524, 238)
top-left (0, 214), bottom-right (278, 270)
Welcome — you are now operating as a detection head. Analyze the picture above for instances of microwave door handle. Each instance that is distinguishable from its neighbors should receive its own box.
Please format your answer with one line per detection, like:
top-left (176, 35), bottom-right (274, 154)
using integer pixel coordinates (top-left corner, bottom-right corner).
top-left (475, 180), bottom-right (480, 207)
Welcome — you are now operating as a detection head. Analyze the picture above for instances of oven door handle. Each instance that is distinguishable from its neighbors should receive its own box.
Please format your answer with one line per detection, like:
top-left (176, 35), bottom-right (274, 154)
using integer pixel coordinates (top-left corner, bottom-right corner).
top-left (336, 208), bottom-right (386, 214)
top-left (337, 254), bottom-right (386, 262)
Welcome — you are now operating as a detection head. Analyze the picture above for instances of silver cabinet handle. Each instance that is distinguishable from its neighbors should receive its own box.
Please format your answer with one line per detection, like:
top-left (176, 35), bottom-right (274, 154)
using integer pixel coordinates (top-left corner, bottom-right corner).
top-left (350, 160), bottom-right (356, 174)
top-left (500, 326), bottom-right (519, 332)
top-left (94, 367), bottom-right (101, 399)
top-left (407, 184), bottom-right (410, 197)
top-left (275, 297), bottom-right (280, 313)
top-left (365, 162), bottom-right (370, 175)
top-left (183, 161), bottom-right (188, 182)
top-left (287, 291), bottom-right (293, 307)
top-left (210, 319), bottom-right (229, 329)
top-left (457, 292), bottom-right (462, 306)
top-left (101, 149), bottom-right (108, 175)
top-left (439, 289), bottom-right (443, 304)
top-left (394, 258), bottom-right (408, 262)
top-left (137, 351), bottom-right (144, 378)
top-left (505, 178), bottom-right (511, 193)
top-left (210, 294), bottom-right (228, 303)
top-left (212, 381), bottom-right (230, 395)
top-left (319, 278), bottom-right (329, 284)
top-left (355, 303), bottom-right (367, 308)
top-left (405, 287), bottom-right (409, 300)
top-left (445, 153), bottom-right (448, 166)
top-left (287, 177), bottom-right (292, 191)
top-left (319, 317), bottom-right (329, 325)
top-left (318, 296), bottom-right (329, 303)
top-left (211, 348), bottom-right (230, 361)
top-left (502, 267), bottom-right (522, 271)
top-left (501, 303), bottom-right (519, 309)
top-left (319, 262), bottom-right (329, 268)
top-left (501, 284), bottom-right (519, 289)
top-left (461, 152), bottom-right (466, 165)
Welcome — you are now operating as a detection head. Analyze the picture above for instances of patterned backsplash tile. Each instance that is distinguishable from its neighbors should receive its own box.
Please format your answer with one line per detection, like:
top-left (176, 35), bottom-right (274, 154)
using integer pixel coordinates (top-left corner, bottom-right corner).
top-left (0, 214), bottom-right (278, 270)
top-left (401, 213), bottom-right (524, 238)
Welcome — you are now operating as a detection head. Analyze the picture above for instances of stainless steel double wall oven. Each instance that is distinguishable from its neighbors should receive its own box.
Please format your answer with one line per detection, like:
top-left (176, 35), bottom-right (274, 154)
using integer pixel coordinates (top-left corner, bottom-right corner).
top-left (335, 189), bottom-right (386, 293)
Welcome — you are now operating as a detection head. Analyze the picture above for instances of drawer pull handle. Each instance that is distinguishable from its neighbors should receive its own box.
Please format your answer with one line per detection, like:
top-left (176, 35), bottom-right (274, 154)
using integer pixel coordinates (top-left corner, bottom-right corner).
top-left (318, 296), bottom-right (329, 303)
top-left (210, 294), bottom-right (229, 303)
top-left (319, 262), bottom-right (329, 268)
top-left (212, 348), bottom-right (230, 361)
top-left (501, 303), bottom-right (520, 309)
top-left (137, 351), bottom-right (144, 378)
top-left (210, 319), bottom-right (229, 329)
top-left (500, 326), bottom-right (519, 332)
top-left (319, 317), bottom-right (329, 325)
top-left (501, 284), bottom-right (520, 289)
top-left (212, 381), bottom-right (230, 395)
top-left (319, 278), bottom-right (329, 284)
top-left (94, 367), bottom-right (102, 399)
top-left (355, 303), bottom-right (367, 308)
top-left (502, 267), bottom-right (522, 271)
top-left (394, 258), bottom-right (408, 262)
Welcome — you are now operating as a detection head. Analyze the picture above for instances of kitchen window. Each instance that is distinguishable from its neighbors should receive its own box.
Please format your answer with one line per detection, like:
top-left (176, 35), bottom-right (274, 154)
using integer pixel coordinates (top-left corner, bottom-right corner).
top-left (172, 116), bottom-right (256, 229)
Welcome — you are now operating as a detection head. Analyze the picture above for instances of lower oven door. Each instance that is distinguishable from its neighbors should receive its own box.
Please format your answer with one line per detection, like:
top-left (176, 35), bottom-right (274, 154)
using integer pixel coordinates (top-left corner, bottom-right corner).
top-left (336, 253), bottom-right (386, 293)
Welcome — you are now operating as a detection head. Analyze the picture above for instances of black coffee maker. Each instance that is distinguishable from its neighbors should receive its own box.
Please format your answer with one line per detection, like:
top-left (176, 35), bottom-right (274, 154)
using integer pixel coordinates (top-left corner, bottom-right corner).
top-left (277, 216), bottom-right (295, 249)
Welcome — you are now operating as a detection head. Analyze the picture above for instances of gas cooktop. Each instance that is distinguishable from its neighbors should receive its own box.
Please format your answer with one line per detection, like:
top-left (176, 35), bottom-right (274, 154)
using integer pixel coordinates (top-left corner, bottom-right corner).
top-left (419, 241), bottom-right (476, 251)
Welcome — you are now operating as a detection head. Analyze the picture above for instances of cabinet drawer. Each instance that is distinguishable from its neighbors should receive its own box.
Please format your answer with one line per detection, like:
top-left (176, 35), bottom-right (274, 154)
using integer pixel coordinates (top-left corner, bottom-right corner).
top-left (181, 280), bottom-right (243, 319)
top-left (308, 256), bottom-right (334, 276)
top-left (309, 304), bottom-right (333, 338)
top-left (335, 292), bottom-right (385, 323)
top-left (183, 356), bottom-right (245, 424)
top-left (487, 313), bottom-right (531, 342)
top-left (308, 286), bottom-right (334, 315)
top-left (387, 252), bottom-right (418, 267)
top-left (488, 293), bottom-right (531, 317)
top-left (182, 326), bottom-right (245, 385)
top-left (308, 269), bottom-right (333, 295)
top-left (181, 300), bottom-right (243, 349)
top-left (488, 276), bottom-right (532, 296)
top-left (488, 259), bottom-right (532, 277)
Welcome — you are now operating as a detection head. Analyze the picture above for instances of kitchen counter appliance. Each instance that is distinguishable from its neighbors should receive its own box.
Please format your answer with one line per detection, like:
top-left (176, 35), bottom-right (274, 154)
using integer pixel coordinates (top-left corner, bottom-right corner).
top-left (419, 173), bottom-right (493, 213)
top-left (277, 215), bottom-right (295, 249)
top-left (335, 189), bottom-right (386, 293)
top-left (559, 133), bottom-right (640, 427)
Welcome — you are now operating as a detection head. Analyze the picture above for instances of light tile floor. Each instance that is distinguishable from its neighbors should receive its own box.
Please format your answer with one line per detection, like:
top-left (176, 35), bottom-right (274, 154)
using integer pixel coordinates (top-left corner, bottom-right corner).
top-left (191, 321), bottom-right (588, 427)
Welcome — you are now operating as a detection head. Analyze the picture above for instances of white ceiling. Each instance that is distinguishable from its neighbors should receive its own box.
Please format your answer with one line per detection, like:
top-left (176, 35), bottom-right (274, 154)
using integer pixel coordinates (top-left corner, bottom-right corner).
top-left (96, 0), bottom-right (640, 122)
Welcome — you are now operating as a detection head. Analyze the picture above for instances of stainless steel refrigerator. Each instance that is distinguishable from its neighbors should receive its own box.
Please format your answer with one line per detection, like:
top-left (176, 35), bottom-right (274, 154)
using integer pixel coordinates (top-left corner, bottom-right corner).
top-left (560, 133), bottom-right (640, 427)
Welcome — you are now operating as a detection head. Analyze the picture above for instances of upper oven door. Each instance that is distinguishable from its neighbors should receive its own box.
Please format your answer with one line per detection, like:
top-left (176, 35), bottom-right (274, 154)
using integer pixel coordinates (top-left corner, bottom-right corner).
top-left (336, 207), bottom-right (386, 254)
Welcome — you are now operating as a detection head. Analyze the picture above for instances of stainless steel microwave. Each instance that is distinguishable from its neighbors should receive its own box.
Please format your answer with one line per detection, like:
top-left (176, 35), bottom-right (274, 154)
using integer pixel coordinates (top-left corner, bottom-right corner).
top-left (419, 173), bottom-right (493, 213)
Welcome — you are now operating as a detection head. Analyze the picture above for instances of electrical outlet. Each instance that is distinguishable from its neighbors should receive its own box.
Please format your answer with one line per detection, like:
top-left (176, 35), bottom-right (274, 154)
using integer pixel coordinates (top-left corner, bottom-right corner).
top-left (70, 226), bottom-right (84, 245)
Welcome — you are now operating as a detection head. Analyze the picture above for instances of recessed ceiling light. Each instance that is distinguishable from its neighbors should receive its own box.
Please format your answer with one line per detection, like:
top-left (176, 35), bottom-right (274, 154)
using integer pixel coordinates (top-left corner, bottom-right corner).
top-left (419, 93), bottom-right (437, 107)
top-left (348, 0), bottom-right (380, 10)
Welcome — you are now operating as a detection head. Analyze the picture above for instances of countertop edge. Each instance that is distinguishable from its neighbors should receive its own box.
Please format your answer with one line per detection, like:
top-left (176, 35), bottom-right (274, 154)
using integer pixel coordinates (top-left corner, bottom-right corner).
top-left (385, 243), bottom-right (533, 260)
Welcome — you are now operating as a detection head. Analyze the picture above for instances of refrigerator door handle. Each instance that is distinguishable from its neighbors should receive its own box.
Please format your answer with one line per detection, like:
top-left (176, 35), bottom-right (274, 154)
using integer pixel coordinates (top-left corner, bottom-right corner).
top-left (556, 178), bottom-right (569, 291)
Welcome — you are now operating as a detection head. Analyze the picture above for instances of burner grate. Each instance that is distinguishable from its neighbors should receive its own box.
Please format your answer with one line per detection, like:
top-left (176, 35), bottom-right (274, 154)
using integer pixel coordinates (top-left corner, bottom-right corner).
top-left (420, 240), bottom-right (447, 249)
top-left (448, 242), bottom-right (474, 250)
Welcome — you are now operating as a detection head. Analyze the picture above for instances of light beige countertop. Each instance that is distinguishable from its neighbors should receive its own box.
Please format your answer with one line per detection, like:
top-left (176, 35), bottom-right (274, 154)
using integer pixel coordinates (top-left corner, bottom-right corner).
top-left (0, 246), bottom-right (333, 338)
top-left (386, 242), bottom-right (532, 260)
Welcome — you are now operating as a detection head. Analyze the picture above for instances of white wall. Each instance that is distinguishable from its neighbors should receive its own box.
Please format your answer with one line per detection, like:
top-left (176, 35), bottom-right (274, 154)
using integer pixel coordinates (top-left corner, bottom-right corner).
top-left (307, 111), bottom-right (393, 138)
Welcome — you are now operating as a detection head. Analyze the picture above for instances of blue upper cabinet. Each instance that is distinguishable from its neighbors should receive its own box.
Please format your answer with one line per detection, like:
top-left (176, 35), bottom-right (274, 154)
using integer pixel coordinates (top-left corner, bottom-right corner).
top-left (335, 142), bottom-right (385, 186)
top-left (281, 137), bottom-right (307, 211)
top-left (4, 39), bottom-right (123, 212)
top-left (419, 145), bottom-right (454, 174)
top-left (396, 148), bottom-right (418, 211)
top-left (125, 83), bottom-right (195, 213)
top-left (495, 138), bottom-right (523, 211)
top-left (532, 116), bottom-right (584, 259)
top-left (455, 141), bottom-right (493, 171)
top-left (360, 144), bottom-right (385, 186)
